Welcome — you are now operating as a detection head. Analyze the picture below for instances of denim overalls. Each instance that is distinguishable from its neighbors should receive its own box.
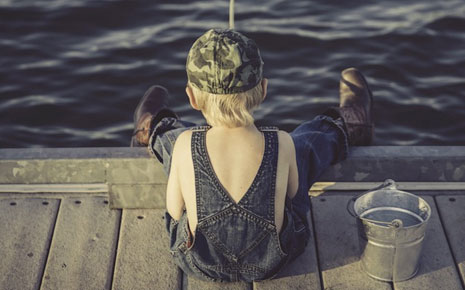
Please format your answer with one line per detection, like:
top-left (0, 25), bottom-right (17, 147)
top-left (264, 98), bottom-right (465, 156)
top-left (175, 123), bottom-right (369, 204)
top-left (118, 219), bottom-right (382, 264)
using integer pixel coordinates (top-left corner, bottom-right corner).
top-left (148, 114), bottom-right (348, 282)
top-left (163, 126), bottom-right (313, 282)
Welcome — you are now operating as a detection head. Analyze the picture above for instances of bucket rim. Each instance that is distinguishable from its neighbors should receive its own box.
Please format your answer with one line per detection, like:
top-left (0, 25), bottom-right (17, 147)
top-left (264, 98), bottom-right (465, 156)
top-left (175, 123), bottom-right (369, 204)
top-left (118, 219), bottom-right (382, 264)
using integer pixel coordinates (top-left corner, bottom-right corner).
top-left (349, 181), bottom-right (432, 228)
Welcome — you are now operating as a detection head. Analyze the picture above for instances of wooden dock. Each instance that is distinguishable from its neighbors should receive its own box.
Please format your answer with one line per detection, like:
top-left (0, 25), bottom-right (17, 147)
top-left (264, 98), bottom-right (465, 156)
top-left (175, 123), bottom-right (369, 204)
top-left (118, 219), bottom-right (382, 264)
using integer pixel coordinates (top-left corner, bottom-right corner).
top-left (1, 147), bottom-right (464, 290)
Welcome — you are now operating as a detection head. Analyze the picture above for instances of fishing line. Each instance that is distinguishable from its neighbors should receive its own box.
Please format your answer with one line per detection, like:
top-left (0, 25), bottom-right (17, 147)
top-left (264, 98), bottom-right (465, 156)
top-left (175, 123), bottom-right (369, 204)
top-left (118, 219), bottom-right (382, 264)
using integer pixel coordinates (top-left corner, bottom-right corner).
top-left (229, 0), bottom-right (235, 29)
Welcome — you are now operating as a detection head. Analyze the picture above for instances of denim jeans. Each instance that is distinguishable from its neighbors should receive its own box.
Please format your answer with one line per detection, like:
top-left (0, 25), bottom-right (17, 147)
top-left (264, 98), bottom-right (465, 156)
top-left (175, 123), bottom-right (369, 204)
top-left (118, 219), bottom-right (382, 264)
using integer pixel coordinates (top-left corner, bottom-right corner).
top-left (288, 115), bottom-right (348, 225)
top-left (148, 114), bottom-right (348, 218)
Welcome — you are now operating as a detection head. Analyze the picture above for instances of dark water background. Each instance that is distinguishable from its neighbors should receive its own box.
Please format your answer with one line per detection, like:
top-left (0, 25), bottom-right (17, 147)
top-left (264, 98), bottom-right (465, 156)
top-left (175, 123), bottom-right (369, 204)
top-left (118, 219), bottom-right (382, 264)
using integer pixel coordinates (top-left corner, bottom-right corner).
top-left (1, 0), bottom-right (465, 147)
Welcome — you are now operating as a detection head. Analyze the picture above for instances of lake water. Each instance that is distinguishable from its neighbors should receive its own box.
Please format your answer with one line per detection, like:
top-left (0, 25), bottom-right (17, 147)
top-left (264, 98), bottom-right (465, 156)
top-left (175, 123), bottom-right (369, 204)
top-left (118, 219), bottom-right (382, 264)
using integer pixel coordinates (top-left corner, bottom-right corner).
top-left (1, 0), bottom-right (465, 147)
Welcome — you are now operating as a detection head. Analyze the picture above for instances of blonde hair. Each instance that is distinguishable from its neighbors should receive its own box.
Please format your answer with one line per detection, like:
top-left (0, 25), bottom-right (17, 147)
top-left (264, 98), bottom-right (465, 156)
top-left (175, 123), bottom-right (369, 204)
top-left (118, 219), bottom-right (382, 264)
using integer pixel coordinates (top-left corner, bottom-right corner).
top-left (191, 82), bottom-right (264, 127)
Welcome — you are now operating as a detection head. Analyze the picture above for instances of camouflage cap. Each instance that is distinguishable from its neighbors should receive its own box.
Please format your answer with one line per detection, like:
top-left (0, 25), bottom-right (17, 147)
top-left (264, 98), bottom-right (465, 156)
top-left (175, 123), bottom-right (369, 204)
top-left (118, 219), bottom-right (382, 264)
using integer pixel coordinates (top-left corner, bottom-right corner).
top-left (186, 29), bottom-right (264, 94)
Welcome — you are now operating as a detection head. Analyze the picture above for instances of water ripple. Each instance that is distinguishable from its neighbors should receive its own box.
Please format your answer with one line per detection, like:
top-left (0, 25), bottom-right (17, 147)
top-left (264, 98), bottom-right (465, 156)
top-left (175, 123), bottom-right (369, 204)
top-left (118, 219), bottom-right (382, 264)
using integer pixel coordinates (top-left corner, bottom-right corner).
top-left (1, 0), bottom-right (465, 147)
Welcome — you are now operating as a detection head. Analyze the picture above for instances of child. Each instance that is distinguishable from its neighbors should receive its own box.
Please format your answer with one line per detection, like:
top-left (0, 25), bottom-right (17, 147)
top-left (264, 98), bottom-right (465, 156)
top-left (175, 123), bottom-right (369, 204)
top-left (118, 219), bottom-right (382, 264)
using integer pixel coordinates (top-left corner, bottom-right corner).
top-left (131, 29), bottom-right (373, 282)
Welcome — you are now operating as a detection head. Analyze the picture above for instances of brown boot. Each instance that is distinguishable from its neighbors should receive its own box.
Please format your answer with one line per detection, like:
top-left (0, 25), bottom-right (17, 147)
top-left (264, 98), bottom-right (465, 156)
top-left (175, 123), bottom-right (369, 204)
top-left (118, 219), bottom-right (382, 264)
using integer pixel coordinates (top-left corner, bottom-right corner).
top-left (336, 68), bottom-right (374, 146)
top-left (131, 85), bottom-right (177, 147)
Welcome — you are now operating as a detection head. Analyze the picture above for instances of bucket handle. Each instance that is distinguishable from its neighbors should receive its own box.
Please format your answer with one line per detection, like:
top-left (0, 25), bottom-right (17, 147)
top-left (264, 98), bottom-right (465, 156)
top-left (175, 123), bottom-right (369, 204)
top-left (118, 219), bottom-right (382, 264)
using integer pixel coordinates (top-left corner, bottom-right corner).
top-left (347, 179), bottom-right (404, 228)
top-left (346, 179), bottom-right (398, 219)
top-left (346, 195), bottom-right (360, 218)
top-left (347, 195), bottom-right (404, 227)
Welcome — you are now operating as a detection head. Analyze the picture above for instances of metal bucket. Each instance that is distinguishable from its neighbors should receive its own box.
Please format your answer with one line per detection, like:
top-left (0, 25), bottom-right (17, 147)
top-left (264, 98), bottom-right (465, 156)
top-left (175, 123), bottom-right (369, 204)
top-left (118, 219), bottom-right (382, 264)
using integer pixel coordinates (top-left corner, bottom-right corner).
top-left (347, 179), bottom-right (431, 282)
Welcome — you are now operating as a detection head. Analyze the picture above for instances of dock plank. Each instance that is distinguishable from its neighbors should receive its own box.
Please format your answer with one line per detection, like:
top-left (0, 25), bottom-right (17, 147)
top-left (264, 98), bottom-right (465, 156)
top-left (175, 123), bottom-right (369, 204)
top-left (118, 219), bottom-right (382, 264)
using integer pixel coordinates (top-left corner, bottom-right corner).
top-left (394, 196), bottom-right (463, 290)
top-left (312, 195), bottom-right (391, 290)
top-left (186, 276), bottom-right (250, 290)
top-left (112, 209), bottom-right (181, 290)
top-left (0, 198), bottom-right (59, 290)
top-left (41, 197), bottom-right (120, 290)
top-left (436, 195), bottom-right (465, 287)
top-left (254, 214), bottom-right (321, 290)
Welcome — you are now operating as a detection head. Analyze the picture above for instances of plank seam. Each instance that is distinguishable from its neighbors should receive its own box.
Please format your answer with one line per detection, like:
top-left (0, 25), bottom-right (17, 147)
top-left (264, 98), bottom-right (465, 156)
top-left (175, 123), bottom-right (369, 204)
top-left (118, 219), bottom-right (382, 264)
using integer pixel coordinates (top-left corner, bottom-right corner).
top-left (182, 271), bottom-right (188, 290)
top-left (433, 196), bottom-right (465, 288)
top-left (38, 198), bottom-right (62, 290)
top-left (110, 209), bottom-right (123, 290)
top-left (309, 198), bottom-right (324, 290)
top-left (177, 267), bottom-right (183, 290)
top-left (247, 281), bottom-right (253, 290)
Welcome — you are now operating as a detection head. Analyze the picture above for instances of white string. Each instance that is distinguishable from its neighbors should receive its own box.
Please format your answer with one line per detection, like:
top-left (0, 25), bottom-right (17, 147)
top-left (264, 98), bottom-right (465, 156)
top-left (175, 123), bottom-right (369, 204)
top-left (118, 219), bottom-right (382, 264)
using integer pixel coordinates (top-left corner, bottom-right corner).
top-left (229, 0), bottom-right (235, 29)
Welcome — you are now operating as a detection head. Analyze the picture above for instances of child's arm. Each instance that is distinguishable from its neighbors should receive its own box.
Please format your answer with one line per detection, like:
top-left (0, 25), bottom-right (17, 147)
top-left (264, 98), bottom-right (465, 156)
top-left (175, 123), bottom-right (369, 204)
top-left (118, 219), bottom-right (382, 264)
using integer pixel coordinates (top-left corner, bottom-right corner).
top-left (280, 131), bottom-right (299, 199)
top-left (287, 136), bottom-right (298, 199)
top-left (166, 134), bottom-right (187, 221)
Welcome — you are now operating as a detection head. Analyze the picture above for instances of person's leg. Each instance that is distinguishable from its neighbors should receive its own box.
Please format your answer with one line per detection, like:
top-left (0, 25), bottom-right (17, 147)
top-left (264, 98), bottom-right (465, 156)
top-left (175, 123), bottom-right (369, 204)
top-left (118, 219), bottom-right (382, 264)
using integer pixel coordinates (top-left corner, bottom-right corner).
top-left (131, 85), bottom-right (196, 174)
top-left (290, 115), bottom-right (348, 219)
top-left (325, 67), bottom-right (374, 146)
top-left (131, 85), bottom-right (178, 147)
top-left (290, 67), bottom-right (374, 219)
top-left (148, 117), bottom-right (196, 175)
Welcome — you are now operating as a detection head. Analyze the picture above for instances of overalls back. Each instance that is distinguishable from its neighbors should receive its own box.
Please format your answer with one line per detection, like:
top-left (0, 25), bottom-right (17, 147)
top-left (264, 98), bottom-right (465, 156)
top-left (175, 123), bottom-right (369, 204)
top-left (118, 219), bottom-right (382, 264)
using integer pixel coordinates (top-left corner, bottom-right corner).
top-left (167, 126), bottom-right (308, 282)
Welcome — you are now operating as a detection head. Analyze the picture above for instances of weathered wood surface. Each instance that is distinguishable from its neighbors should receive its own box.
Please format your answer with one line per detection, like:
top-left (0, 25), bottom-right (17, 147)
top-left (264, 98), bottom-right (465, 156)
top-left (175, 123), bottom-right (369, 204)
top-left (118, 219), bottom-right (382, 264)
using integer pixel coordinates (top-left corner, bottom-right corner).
top-left (312, 195), bottom-right (391, 290)
top-left (436, 195), bottom-right (465, 287)
top-left (3, 147), bottom-right (465, 210)
top-left (394, 196), bottom-right (463, 290)
top-left (112, 209), bottom-right (181, 290)
top-left (41, 197), bottom-right (120, 290)
top-left (186, 276), bottom-right (250, 290)
top-left (1, 192), bottom-right (465, 290)
top-left (0, 198), bottom-right (59, 290)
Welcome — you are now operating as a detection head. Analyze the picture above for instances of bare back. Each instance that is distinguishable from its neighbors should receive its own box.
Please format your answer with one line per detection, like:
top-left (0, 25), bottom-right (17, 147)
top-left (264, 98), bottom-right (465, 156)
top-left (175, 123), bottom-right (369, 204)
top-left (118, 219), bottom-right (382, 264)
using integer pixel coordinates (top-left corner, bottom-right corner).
top-left (166, 125), bottom-right (299, 235)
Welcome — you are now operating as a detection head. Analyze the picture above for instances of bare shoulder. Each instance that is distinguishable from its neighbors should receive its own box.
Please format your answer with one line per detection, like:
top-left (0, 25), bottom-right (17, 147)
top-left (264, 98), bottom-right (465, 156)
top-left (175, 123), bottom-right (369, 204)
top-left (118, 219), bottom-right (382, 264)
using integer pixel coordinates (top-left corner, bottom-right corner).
top-left (171, 130), bottom-right (193, 162)
top-left (277, 130), bottom-right (293, 143)
top-left (277, 130), bottom-right (295, 154)
top-left (175, 130), bottom-right (192, 146)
